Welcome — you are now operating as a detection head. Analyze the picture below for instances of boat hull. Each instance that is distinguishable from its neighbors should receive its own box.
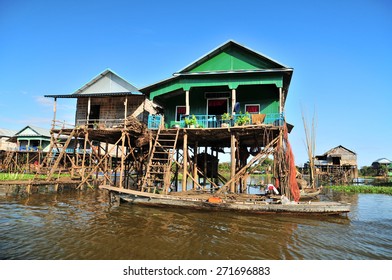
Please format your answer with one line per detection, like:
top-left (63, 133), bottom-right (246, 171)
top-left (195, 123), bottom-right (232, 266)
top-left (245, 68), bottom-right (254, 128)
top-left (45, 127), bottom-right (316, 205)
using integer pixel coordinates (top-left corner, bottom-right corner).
top-left (100, 185), bottom-right (350, 215)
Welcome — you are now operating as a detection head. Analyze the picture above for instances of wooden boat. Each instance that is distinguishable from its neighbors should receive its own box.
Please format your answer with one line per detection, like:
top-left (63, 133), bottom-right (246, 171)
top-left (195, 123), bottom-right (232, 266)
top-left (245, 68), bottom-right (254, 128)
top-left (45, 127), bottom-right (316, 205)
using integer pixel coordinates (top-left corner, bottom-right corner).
top-left (299, 188), bottom-right (321, 199)
top-left (99, 185), bottom-right (350, 215)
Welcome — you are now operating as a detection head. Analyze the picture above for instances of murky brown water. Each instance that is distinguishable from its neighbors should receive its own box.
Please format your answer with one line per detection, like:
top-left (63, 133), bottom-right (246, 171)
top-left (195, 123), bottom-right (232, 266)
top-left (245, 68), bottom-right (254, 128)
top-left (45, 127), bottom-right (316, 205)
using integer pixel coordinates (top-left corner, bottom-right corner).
top-left (0, 188), bottom-right (391, 260)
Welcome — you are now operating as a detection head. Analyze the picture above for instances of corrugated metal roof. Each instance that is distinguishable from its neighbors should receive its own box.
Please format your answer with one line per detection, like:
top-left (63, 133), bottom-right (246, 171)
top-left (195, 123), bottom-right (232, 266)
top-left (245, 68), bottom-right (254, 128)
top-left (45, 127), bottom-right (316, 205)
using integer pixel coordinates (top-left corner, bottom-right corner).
top-left (322, 145), bottom-right (356, 156)
top-left (14, 125), bottom-right (51, 138)
top-left (45, 92), bottom-right (144, 98)
top-left (373, 158), bottom-right (391, 164)
top-left (0, 128), bottom-right (17, 137)
top-left (45, 69), bottom-right (143, 98)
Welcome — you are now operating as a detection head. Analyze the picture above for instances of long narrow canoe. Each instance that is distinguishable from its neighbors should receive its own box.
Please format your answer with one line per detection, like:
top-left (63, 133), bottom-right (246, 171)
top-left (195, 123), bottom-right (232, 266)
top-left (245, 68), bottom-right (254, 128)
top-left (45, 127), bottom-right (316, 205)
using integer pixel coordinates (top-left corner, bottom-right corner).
top-left (99, 185), bottom-right (350, 215)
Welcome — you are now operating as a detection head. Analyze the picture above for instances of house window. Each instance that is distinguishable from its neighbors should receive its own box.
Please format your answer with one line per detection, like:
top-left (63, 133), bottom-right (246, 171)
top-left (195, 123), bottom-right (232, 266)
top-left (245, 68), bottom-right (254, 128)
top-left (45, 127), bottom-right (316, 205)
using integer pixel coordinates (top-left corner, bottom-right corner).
top-left (245, 104), bottom-right (260, 114)
top-left (176, 106), bottom-right (186, 121)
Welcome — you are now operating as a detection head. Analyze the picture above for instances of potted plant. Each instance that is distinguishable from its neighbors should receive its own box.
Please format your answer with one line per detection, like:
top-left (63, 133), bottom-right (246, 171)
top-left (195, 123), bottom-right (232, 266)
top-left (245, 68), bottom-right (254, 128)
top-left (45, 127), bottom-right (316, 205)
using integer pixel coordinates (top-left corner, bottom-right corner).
top-left (221, 113), bottom-right (231, 127)
top-left (184, 115), bottom-right (198, 128)
top-left (234, 112), bottom-right (251, 126)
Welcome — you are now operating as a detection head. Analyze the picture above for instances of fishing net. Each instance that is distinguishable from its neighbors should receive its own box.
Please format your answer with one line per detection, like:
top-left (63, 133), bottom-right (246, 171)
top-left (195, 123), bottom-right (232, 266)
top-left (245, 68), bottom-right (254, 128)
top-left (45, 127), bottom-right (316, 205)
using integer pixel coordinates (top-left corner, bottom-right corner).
top-left (283, 123), bottom-right (300, 202)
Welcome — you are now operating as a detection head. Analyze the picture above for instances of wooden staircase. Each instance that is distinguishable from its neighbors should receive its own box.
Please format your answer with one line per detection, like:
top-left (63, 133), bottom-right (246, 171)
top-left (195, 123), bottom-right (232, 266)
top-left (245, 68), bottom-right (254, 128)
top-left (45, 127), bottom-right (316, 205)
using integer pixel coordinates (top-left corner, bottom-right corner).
top-left (3, 151), bottom-right (15, 171)
top-left (141, 128), bottom-right (179, 194)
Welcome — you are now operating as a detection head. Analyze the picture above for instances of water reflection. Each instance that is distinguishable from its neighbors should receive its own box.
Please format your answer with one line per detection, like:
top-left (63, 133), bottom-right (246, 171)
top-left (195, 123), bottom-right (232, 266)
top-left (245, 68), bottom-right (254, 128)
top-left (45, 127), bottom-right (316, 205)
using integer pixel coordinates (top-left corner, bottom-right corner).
top-left (0, 188), bottom-right (391, 260)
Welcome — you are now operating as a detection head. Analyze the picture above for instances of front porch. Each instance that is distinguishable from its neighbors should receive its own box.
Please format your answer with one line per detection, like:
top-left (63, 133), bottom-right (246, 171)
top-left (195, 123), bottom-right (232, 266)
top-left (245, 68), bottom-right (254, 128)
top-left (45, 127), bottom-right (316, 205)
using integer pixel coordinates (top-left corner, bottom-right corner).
top-left (148, 113), bottom-right (284, 129)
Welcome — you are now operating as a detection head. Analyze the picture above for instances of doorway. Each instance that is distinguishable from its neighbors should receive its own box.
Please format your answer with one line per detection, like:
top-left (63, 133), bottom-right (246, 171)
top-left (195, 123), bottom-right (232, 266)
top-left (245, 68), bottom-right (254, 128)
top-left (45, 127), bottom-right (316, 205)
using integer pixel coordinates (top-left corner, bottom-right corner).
top-left (88, 105), bottom-right (100, 128)
top-left (90, 105), bottom-right (100, 121)
top-left (207, 98), bottom-right (228, 116)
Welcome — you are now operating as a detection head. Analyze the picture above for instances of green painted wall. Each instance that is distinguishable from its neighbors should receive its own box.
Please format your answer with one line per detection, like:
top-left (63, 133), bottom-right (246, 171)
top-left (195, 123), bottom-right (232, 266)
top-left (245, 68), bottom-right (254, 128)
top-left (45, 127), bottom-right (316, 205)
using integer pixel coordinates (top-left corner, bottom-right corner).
top-left (189, 46), bottom-right (281, 72)
top-left (162, 84), bottom-right (279, 126)
top-left (236, 84), bottom-right (279, 114)
top-left (150, 74), bottom-right (283, 100)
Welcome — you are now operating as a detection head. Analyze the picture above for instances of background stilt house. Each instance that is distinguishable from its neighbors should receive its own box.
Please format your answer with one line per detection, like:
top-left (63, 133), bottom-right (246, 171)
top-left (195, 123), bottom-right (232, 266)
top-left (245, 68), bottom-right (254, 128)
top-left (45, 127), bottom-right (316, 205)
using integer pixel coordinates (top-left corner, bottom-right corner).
top-left (10, 125), bottom-right (51, 152)
top-left (0, 128), bottom-right (17, 151)
top-left (45, 69), bottom-right (156, 129)
top-left (43, 69), bottom-right (157, 186)
top-left (0, 128), bottom-right (17, 170)
top-left (2, 126), bottom-right (52, 172)
top-left (314, 145), bottom-right (358, 183)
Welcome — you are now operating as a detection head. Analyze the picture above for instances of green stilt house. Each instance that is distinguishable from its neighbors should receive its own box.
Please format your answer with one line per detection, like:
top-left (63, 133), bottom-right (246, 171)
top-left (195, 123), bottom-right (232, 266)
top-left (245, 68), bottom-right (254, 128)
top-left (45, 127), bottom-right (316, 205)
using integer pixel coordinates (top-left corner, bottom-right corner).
top-left (140, 40), bottom-right (296, 198)
top-left (142, 40), bottom-right (292, 129)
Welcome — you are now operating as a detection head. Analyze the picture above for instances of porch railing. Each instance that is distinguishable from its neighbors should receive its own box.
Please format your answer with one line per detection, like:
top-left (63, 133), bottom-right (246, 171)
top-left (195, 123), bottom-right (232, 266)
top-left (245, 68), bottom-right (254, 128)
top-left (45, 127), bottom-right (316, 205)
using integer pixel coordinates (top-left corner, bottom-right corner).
top-left (148, 115), bottom-right (162, 129)
top-left (76, 119), bottom-right (125, 129)
top-left (175, 113), bottom-right (284, 128)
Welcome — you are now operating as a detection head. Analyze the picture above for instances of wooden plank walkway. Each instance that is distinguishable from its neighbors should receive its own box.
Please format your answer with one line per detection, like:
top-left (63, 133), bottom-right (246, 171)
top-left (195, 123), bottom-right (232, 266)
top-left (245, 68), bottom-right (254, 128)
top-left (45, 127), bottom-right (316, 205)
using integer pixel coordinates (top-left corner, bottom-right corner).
top-left (0, 179), bottom-right (82, 186)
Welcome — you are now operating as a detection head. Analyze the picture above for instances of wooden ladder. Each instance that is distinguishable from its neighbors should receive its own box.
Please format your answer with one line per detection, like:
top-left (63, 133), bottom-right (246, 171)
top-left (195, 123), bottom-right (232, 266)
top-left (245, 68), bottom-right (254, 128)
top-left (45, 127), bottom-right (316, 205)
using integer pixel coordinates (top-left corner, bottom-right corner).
top-left (46, 128), bottom-right (76, 180)
top-left (3, 151), bottom-right (15, 171)
top-left (141, 128), bottom-right (179, 194)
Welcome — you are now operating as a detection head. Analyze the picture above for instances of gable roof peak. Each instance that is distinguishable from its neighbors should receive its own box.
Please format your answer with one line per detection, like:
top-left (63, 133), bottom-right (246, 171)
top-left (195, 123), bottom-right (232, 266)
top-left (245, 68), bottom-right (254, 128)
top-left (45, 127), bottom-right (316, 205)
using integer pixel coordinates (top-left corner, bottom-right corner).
top-left (72, 68), bottom-right (142, 95)
top-left (177, 40), bottom-right (290, 74)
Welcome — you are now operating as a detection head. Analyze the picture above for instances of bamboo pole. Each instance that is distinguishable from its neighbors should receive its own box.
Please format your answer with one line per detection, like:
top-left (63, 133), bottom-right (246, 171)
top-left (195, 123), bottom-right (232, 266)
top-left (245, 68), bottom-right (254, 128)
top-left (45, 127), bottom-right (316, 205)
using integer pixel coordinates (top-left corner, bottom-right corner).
top-left (301, 109), bottom-right (317, 188)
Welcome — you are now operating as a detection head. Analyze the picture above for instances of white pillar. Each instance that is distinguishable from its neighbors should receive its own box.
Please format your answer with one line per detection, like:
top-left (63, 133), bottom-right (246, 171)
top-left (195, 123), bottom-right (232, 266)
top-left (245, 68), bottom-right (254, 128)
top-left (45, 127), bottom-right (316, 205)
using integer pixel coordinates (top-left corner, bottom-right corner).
top-left (124, 97), bottom-right (128, 120)
top-left (230, 133), bottom-right (236, 193)
top-left (52, 97), bottom-right (57, 129)
top-left (279, 87), bottom-right (283, 115)
top-left (185, 90), bottom-right (190, 115)
top-left (87, 97), bottom-right (91, 123)
top-left (231, 88), bottom-right (236, 115)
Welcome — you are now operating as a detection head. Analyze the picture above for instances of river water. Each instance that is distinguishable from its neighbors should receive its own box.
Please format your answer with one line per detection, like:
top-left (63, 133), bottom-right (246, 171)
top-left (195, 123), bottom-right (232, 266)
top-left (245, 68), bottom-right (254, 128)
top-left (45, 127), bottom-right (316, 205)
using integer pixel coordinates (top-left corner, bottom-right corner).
top-left (0, 187), bottom-right (391, 260)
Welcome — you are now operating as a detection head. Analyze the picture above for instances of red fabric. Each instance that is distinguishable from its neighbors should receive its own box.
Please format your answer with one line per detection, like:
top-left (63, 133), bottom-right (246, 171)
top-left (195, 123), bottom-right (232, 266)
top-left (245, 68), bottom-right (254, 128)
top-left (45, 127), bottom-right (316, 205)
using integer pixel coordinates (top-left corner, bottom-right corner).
top-left (208, 100), bottom-right (226, 107)
top-left (245, 105), bottom-right (259, 113)
top-left (177, 107), bottom-right (186, 114)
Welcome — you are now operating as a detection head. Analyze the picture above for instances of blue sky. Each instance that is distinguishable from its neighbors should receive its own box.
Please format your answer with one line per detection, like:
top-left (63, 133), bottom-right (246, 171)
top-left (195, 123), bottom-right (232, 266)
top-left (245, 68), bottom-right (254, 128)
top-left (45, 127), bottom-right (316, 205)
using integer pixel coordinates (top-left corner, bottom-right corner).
top-left (0, 0), bottom-right (391, 167)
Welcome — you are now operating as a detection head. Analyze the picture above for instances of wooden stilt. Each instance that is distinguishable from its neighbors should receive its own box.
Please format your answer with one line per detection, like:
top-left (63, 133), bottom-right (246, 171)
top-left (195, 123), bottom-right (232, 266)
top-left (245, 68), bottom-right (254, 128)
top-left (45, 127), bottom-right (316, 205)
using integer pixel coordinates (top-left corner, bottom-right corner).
top-left (175, 148), bottom-right (179, 192)
top-left (193, 142), bottom-right (198, 189)
top-left (218, 136), bottom-right (279, 195)
top-left (81, 129), bottom-right (88, 182)
top-left (182, 132), bottom-right (188, 192)
top-left (119, 131), bottom-right (126, 189)
top-left (104, 140), bottom-right (109, 185)
top-left (203, 146), bottom-right (207, 187)
top-left (230, 134), bottom-right (236, 193)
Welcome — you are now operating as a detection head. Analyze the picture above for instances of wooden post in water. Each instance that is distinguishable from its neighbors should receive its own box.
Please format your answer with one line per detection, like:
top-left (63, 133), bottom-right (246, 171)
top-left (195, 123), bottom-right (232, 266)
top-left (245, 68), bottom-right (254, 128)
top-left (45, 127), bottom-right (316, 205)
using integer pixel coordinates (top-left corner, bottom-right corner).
top-left (81, 130), bottom-right (89, 184)
top-left (230, 133), bottom-right (236, 193)
top-left (182, 132), bottom-right (188, 192)
top-left (119, 131), bottom-right (126, 189)
top-left (26, 152), bottom-right (30, 173)
top-left (175, 148), bottom-right (179, 192)
top-left (193, 142), bottom-right (198, 189)
top-left (104, 140), bottom-right (109, 185)
top-left (203, 147), bottom-right (207, 188)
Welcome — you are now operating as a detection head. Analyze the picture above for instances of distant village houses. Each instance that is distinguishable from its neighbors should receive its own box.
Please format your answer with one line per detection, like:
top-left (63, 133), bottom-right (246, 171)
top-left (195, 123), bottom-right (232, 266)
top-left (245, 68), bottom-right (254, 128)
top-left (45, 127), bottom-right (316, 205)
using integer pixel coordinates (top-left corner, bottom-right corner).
top-left (313, 145), bottom-right (358, 183)
top-left (371, 158), bottom-right (392, 176)
top-left (0, 128), bottom-right (17, 151)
